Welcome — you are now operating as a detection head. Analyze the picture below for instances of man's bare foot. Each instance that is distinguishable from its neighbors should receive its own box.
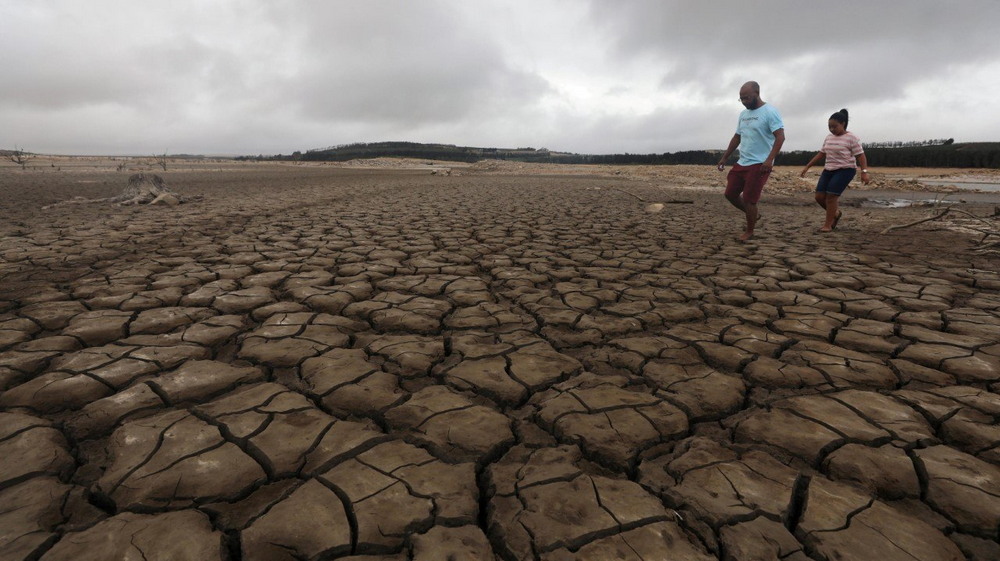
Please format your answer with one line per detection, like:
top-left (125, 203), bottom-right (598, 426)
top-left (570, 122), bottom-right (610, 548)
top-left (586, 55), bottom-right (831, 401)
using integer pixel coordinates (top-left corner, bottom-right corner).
top-left (817, 227), bottom-right (832, 233)
top-left (831, 210), bottom-right (843, 229)
top-left (739, 230), bottom-right (754, 241)
top-left (743, 213), bottom-right (762, 232)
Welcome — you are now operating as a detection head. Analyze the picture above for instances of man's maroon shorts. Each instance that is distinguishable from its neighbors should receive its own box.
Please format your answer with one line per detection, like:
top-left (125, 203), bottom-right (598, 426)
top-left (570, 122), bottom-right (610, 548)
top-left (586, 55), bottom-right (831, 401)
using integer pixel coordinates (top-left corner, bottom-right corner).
top-left (725, 163), bottom-right (771, 205)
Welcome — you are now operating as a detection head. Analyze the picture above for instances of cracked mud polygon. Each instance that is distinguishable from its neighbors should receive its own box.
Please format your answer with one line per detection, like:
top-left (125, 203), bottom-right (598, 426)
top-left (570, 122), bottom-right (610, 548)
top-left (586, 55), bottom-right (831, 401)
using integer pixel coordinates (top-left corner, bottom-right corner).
top-left (2, 162), bottom-right (999, 561)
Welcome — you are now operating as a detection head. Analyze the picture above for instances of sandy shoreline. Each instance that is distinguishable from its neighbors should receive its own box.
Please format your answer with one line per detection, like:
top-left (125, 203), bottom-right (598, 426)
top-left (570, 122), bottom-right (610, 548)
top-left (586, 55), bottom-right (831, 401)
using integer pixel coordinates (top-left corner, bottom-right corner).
top-left (1, 159), bottom-right (999, 560)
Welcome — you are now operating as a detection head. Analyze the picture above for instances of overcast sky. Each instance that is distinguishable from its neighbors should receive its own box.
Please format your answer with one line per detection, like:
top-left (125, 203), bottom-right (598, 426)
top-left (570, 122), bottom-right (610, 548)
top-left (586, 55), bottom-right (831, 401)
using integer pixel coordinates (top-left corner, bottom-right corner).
top-left (2, 0), bottom-right (998, 156)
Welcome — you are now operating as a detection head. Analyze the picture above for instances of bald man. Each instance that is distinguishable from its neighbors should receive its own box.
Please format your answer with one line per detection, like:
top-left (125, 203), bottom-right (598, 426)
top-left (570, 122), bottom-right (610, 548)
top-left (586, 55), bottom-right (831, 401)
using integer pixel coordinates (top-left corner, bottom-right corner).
top-left (716, 81), bottom-right (785, 241)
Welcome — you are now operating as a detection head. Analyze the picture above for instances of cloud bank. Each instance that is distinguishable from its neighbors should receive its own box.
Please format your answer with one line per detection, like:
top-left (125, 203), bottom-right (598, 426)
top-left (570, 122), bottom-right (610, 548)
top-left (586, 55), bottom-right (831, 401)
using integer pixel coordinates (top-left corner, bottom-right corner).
top-left (2, 0), bottom-right (998, 155)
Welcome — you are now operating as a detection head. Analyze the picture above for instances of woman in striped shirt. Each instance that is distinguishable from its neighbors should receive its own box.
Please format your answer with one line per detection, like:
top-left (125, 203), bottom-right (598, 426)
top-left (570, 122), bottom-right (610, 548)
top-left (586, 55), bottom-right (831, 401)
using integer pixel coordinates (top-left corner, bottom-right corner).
top-left (800, 109), bottom-right (871, 231)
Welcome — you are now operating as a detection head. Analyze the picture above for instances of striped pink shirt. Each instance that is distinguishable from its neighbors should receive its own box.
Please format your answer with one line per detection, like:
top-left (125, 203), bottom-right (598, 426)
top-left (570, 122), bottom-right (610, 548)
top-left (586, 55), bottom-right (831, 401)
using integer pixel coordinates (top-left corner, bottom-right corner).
top-left (822, 132), bottom-right (864, 170)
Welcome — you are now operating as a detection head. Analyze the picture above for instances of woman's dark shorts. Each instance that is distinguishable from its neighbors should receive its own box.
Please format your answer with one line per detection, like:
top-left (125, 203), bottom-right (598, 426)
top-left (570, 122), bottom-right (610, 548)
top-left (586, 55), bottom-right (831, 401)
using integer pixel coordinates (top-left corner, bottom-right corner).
top-left (816, 168), bottom-right (856, 196)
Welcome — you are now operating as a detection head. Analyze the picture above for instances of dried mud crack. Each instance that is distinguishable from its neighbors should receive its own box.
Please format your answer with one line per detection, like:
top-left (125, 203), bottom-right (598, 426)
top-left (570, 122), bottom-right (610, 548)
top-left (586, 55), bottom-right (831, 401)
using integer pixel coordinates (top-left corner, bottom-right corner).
top-left (2, 164), bottom-right (1000, 560)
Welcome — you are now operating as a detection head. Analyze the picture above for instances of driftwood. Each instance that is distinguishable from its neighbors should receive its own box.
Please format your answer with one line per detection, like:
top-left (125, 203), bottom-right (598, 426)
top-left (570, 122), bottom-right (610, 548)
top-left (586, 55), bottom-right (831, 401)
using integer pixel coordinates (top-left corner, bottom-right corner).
top-left (42, 173), bottom-right (198, 209)
top-left (880, 208), bottom-right (952, 234)
top-left (113, 173), bottom-right (176, 205)
top-left (880, 205), bottom-right (1000, 254)
top-left (608, 188), bottom-right (694, 205)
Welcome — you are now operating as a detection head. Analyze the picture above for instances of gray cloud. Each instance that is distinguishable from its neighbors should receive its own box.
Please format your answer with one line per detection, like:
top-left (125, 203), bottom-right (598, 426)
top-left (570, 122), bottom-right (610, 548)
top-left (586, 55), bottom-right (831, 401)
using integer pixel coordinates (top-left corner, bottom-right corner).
top-left (268, 2), bottom-right (552, 126)
top-left (589, 0), bottom-right (1000, 108)
top-left (2, 1), bottom-right (999, 155)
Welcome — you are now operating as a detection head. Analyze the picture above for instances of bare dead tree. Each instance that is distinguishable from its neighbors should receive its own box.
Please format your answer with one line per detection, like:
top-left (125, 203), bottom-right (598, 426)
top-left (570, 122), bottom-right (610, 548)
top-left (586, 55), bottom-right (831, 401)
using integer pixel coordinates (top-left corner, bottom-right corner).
top-left (8, 146), bottom-right (33, 170)
top-left (154, 151), bottom-right (168, 171)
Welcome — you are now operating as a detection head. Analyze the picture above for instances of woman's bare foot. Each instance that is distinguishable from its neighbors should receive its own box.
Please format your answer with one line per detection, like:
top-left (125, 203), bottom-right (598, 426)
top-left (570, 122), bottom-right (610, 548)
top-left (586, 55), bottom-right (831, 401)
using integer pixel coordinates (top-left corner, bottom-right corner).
top-left (831, 210), bottom-right (843, 229)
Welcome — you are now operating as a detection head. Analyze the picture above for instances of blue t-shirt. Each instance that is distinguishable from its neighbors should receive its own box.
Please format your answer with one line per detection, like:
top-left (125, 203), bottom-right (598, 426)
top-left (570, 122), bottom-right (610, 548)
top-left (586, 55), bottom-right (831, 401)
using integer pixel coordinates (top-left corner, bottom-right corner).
top-left (736, 104), bottom-right (784, 166)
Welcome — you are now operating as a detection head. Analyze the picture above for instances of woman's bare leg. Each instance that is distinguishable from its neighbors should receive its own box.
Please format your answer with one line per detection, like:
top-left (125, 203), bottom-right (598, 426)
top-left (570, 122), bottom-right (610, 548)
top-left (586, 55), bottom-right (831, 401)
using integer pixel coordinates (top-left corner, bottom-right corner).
top-left (820, 194), bottom-right (841, 231)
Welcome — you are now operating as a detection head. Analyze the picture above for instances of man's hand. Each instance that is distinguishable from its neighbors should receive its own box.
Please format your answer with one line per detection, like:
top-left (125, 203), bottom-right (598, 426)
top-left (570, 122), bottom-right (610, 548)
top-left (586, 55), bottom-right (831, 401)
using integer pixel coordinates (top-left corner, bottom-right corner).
top-left (761, 159), bottom-right (774, 173)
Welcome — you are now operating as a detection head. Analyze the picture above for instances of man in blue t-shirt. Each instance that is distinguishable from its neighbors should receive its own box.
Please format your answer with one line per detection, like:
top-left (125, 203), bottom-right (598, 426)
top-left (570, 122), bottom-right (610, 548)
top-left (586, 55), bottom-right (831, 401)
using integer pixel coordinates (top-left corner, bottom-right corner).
top-left (716, 81), bottom-right (785, 241)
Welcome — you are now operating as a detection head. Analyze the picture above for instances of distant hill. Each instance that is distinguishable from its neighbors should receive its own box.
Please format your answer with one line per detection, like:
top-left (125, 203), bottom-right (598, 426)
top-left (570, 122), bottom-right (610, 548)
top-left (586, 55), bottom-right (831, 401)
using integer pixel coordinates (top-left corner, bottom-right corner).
top-left (243, 141), bottom-right (725, 166)
top-left (240, 140), bottom-right (1000, 168)
top-left (299, 141), bottom-right (571, 163)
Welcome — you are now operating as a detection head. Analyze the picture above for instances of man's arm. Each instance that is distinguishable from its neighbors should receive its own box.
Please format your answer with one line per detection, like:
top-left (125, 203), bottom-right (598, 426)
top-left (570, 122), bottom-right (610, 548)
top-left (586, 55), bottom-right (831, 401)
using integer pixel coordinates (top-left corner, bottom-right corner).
top-left (761, 128), bottom-right (785, 173)
top-left (717, 134), bottom-right (741, 171)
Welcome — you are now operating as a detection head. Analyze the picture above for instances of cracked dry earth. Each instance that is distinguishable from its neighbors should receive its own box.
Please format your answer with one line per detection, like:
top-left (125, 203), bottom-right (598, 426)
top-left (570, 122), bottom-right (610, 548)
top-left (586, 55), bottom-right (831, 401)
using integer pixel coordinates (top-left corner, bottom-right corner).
top-left (2, 165), bottom-right (1000, 561)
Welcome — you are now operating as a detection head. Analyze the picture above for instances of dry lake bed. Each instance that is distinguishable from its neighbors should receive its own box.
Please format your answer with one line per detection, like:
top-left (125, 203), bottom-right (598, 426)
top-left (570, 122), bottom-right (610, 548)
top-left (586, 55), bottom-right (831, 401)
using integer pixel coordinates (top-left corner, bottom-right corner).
top-left (2, 158), bottom-right (1000, 560)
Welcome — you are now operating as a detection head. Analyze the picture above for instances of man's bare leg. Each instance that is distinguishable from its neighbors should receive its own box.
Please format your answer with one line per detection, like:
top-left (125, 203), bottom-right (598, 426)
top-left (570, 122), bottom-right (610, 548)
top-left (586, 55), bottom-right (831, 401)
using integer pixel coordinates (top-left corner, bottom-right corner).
top-left (740, 202), bottom-right (758, 241)
top-left (725, 192), bottom-right (745, 213)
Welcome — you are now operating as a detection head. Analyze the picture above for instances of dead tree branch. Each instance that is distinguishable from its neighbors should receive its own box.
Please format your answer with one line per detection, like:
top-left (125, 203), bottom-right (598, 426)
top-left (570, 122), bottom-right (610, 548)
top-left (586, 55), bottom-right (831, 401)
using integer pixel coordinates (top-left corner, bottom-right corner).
top-left (609, 188), bottom-right (694, 205)
top-left (880, 208), bottom-right (952, 234)
top-left (947, 208), bottom-right (1000, 229)
top-left (42, 173), bottom-right (198, 209)
top-left (880, 205), bottom-right (1000, 255)
top-left (7, 146), bottom-right (33, 170)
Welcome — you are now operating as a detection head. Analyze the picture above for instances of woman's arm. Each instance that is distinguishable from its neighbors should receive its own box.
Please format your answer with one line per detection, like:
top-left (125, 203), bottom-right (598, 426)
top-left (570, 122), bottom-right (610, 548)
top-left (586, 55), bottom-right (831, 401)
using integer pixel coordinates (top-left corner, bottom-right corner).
top-left (800, 152), bottom-right (826, 177)
top-left (857, 153), bottom-right (870, 184)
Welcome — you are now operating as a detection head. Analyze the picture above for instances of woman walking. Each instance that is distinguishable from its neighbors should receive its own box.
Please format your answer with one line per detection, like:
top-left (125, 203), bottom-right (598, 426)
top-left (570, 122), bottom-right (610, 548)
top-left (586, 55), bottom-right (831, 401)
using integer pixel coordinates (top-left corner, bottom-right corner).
top-left (800, 109), bottom-right (870, 231)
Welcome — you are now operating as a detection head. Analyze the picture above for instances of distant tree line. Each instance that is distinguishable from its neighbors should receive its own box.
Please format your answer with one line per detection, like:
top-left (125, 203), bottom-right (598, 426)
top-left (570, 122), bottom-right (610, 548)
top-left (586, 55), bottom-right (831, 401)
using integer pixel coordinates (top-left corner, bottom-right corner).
top-left (301, 141), bottom-right (483, 162)
top-left (862, 138), bottom-right (953, 149)
top-left (580, 151), bottom-right (721, 165)
top-left (779, 141), bottom-right (1000, 168)
top-left (245, 142), bottom-right (731, 166)
top-left (240, 140), bottom-right (1000, 169)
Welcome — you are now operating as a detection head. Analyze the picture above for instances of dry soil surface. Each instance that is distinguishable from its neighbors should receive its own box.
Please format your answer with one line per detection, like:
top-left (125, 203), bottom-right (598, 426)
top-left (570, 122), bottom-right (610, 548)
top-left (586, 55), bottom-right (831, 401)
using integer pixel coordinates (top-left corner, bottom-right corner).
top-left (2, 159), bottom-right (1000, 561)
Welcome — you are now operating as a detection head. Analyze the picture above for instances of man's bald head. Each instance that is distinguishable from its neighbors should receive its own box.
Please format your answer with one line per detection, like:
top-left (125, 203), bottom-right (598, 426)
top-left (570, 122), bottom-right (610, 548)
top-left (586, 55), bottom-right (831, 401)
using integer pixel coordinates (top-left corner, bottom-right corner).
top-left (739, 81), bottom-right (763, 109)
